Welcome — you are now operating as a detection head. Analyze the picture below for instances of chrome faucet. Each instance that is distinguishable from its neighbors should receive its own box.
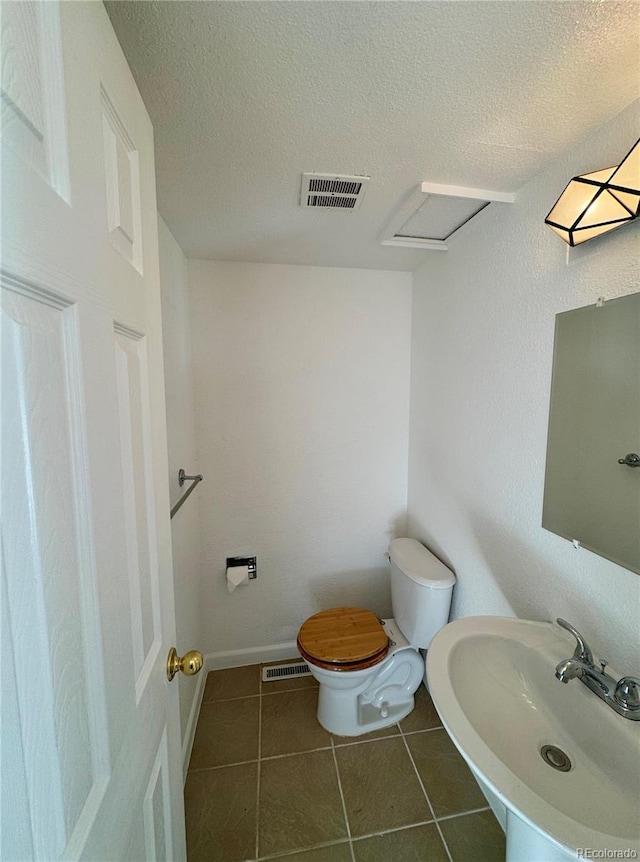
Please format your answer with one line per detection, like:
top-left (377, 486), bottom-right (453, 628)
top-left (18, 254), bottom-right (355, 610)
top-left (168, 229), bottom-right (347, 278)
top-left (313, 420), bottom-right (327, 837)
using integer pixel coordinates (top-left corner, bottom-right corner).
top-left (554, 618), bottom-right (640, 721)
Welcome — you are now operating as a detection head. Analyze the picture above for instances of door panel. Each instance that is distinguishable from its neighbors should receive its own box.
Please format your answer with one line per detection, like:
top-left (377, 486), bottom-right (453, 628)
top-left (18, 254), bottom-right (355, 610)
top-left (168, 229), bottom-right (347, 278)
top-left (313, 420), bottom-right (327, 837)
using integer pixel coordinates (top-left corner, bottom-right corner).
top-left (1, 2), bottom-right (185, 859)
top-left (143, 729), bottom-right (173, 862)
top-left (115, 326), bottom-right (163, 695)
top-left (0, 0), bottom-right (69, 198)
top-left (101, 88), bottom-right (143, 272)
top-left (1, 285), bottom-right (111, 858)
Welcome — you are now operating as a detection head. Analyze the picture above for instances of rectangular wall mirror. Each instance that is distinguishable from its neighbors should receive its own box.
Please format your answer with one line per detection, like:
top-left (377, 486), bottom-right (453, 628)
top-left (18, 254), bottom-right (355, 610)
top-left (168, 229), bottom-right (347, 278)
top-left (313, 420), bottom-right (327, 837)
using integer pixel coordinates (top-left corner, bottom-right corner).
top-left (543, 292), bottom-right (640, 574)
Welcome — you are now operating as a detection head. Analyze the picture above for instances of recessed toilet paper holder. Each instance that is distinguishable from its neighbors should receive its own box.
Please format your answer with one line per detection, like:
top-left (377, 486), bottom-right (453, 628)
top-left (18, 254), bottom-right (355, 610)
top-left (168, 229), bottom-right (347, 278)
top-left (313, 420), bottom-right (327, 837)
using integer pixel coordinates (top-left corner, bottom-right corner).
top-left (226, 556), bottom-right (257, 579)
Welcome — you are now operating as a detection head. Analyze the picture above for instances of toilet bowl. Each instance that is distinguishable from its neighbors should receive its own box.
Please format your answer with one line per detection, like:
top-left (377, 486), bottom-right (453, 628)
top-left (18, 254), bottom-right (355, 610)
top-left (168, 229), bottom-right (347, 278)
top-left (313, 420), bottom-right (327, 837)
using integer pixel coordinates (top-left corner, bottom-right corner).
top-left (298, 611), bottom-right (425, 735)
top-left (297, 539), bottom-right (456, 737)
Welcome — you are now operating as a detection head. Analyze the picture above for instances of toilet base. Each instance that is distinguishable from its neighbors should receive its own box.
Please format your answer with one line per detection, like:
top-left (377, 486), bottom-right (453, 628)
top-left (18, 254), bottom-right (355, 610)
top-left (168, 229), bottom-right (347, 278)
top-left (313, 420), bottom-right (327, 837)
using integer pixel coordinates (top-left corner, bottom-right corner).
top-left (310, 626), bottom-right (426, 736)
top-left (356, 696), bottom-right (416, 733)
top-left (318, 689), bottom-right (416, 736)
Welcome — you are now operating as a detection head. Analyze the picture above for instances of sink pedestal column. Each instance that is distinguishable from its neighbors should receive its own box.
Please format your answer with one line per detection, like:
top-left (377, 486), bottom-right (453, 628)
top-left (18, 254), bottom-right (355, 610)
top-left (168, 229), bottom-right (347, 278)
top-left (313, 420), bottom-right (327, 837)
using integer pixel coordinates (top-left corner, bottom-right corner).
top-left (506, 810), bottom-right (576, 862)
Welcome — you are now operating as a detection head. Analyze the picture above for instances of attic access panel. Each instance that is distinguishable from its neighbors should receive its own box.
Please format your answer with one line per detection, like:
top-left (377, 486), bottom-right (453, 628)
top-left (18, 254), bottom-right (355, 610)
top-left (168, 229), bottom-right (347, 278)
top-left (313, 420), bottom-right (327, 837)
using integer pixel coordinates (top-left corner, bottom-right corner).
top-left (381, 182), bottom-right (515, 250)
top-left (398, 195), bottom-right (489, 241)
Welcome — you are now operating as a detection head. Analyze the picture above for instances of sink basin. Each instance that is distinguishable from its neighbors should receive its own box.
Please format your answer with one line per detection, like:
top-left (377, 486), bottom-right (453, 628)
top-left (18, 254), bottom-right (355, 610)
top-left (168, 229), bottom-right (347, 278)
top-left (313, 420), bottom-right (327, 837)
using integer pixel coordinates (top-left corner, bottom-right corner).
top-left (427, 616), bottom-right (640, 860)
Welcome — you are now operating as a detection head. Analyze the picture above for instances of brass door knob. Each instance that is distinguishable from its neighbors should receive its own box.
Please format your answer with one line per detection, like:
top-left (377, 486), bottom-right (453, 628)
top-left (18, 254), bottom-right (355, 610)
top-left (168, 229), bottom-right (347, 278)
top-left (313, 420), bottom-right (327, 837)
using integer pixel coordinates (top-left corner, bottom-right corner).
top-left (167, 647), bottom-right (204, 682)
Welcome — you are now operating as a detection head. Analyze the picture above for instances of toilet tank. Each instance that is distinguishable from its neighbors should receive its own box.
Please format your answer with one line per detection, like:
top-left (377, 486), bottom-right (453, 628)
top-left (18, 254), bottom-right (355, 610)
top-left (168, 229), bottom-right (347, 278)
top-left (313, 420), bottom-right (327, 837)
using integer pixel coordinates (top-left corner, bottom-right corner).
top-left (389, 538), bottom-right (456, 649)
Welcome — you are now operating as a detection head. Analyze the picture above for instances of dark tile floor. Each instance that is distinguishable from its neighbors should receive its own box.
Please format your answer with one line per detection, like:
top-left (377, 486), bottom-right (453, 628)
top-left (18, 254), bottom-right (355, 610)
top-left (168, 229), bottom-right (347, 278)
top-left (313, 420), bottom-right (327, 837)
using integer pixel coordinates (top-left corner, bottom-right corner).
top-left (185, 663), bottom-right (506, 862)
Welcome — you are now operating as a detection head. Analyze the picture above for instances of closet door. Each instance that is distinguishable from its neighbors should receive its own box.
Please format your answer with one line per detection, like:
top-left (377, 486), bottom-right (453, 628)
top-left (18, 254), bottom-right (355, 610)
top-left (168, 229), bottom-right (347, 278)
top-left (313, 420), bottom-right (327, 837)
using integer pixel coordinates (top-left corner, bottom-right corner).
top-left (1, 2), bottom-right (186, 858)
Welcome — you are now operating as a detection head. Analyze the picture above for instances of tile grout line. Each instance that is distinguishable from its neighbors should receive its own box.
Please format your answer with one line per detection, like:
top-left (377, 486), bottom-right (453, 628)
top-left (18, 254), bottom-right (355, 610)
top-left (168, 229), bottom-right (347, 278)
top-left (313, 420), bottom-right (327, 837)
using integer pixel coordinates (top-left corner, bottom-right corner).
top-left (436, 805), bottom-right (491, 822)
top-left (203, 685), bottom-right (319, 705)
top-left (202, 692), bottom-right (261, 704)
top-left (253, 811), bottom-right (493, 862)
top-left (401, 724), bottom-right (443, 736)
top-left (192, 733), bottom-right (416, 773)
top-left (252, 728), bottom-right (422, 764)
top-left (188, 757), bottom-right (259, 773)
top-left (261, 685), bottom-right (318, 697)
top-left (256, 837), bottom-right (352, 861)
top-left (331, 730), bottom-right (399, 747)
top-left (352, 817), bottom-right (435, 839)
top-left (254, 811), bottom-right (493, 861)
top-left (255, 678), bottom-right (263, 861)
top-left (187, 737), bottom-right (460, 782)
top-left (398, 725), bottom-right (454, 862)
top-left (261, 745), bottom-right (332, 761)
top-left (330, 724), bottom-right (443, 747)
top-left (330, 736), bottom-right (356, 862)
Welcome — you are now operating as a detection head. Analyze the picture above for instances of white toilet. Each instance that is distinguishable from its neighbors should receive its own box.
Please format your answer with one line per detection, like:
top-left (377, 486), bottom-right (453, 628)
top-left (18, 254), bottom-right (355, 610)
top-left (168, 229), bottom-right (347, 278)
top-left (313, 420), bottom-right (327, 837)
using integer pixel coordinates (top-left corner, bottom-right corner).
top-left (297, 538), bottom-right (456, 736)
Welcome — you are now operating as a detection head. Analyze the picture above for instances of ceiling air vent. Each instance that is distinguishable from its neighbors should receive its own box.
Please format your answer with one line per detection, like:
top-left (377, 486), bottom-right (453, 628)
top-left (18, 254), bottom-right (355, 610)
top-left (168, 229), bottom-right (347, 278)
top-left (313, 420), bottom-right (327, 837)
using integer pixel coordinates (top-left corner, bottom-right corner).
top-left (381, 183), bottom-right (515, 251)
top-left (301, 173), bottom-right (370, 211)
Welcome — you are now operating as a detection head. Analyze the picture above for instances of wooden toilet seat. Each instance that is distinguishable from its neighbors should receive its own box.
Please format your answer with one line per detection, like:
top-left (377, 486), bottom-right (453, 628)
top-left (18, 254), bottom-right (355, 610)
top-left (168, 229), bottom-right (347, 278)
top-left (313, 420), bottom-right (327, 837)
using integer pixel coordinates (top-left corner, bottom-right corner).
top-left (297, 607), bottom-right (390, 672)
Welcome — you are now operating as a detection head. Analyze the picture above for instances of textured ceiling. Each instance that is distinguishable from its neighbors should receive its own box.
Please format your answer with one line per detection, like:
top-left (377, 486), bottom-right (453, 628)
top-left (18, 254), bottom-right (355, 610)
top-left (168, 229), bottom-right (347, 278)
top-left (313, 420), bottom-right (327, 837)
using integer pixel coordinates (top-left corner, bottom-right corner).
top-left (105, 1), bottom-right (640, 271)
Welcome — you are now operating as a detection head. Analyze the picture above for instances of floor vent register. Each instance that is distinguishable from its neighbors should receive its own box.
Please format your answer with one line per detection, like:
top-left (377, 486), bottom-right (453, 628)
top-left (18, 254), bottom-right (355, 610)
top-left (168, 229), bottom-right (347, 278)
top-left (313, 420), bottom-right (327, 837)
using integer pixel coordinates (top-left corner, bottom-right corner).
top-left (261, 661), bottom-right (312, 682)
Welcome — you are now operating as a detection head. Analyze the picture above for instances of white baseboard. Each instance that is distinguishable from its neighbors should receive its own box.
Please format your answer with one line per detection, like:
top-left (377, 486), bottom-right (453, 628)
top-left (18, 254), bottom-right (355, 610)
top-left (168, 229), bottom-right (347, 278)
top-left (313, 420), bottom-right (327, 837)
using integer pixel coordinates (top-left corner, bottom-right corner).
top-left (181, 641), bottom-right (300, 780)
top-left (181, 667), bottom-right (207, 783)
top-left (205, 641), bottom-right (299, 670)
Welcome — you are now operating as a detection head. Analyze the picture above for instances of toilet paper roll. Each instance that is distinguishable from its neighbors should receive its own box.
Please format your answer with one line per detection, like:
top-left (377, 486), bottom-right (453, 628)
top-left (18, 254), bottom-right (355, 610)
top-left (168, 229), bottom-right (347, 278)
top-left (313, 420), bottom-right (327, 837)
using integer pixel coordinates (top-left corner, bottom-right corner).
top-left (227, 565), bottom-right (250, 593)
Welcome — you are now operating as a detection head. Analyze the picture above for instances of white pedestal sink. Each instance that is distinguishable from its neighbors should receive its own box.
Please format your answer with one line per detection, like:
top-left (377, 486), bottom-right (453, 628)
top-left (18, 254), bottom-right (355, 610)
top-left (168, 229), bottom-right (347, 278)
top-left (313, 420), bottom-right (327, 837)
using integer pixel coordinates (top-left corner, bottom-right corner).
top-left (426, 616), bottom-right (640, 862)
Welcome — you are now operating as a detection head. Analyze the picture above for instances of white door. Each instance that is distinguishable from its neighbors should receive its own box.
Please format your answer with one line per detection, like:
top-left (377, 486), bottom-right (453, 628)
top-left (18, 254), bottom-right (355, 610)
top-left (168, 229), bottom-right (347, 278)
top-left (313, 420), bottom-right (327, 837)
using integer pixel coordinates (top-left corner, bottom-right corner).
top-left (1, 2), bottom-right (187, 859)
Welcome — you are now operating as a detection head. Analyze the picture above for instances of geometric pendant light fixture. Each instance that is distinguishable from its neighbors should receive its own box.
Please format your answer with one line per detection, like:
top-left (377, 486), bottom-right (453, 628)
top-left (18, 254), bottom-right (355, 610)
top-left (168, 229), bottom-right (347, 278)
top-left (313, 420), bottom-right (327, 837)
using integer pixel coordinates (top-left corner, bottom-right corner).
top-left (545, 137), bottom-right (640, 246)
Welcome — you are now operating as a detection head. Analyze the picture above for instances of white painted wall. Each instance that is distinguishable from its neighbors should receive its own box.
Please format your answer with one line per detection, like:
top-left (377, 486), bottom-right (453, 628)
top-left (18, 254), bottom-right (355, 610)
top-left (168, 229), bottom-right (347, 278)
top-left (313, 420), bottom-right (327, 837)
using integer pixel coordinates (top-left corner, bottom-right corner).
top-left (188, 260), bottom-right (412, 656)
top-left (408, 100), bottom-right (640, 672)
top-left (158, 216), bottom-right (203, 747)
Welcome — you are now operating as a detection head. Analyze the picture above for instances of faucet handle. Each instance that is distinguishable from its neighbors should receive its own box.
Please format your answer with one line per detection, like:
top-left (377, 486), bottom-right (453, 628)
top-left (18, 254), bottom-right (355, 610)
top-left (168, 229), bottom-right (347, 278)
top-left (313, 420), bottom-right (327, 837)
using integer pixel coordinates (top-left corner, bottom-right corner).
top-left (556, 618), bottom-right (595, 667)
top-left (614, 677), bottom-right (640, 712)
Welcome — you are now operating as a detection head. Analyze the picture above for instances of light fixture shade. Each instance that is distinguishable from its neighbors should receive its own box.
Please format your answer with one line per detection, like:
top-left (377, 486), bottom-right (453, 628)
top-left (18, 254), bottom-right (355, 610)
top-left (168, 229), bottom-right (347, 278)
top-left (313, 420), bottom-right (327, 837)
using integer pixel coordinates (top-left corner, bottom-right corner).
top-left (545, 138), bottom-right (640, 246)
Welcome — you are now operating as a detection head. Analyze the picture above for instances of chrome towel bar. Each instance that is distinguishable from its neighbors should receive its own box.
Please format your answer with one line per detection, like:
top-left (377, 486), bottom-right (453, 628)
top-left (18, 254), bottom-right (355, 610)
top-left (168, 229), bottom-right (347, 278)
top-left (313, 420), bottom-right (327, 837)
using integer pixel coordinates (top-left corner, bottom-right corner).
top-left (170, 468), bottom-right (203, 519)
